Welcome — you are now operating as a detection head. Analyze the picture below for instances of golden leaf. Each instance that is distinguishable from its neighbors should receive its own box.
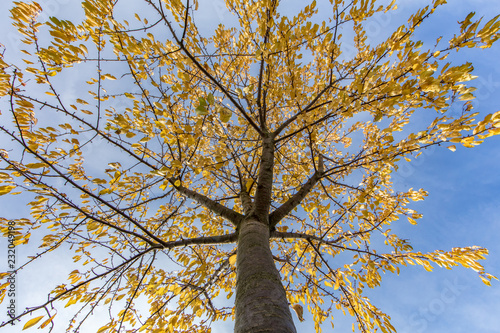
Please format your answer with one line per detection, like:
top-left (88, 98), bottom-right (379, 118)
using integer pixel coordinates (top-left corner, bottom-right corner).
top-left (23, 316), bottom-right (44, 330)
top-left (229, 254), bottom-right (237, 267)
top-left (291, 304), bottom-right (304, 322)
top-left (0, 185), bottom-right (16, 196)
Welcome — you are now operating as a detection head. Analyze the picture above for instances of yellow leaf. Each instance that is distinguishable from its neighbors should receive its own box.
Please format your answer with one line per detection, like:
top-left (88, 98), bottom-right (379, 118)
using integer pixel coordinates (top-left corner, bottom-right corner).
top-left (480, 276), bottom-right (492, 286)
top-left (0, 185), bottom-right (16, 196)
top-left (39, 315), bottom-right (56, 329)
top-left (174, 179), bottom-right (181, 187)
top-left (423, 262), bottom-right (433, 272)
top-left (447, 145), bottom-right (456, 152)
top-left (245, 179), bottom-right (254, 192)
top-left (97, 325), bottom-right (109, 333)
top-left (75, 98), bottom-right (88, 105)
top-left (291, 304), bottom-right (304, 322)
top-left (459, 93), bottom-right (475, 101)
top-left (25, 162), bottom-right (47, 169)
top-left (92, 178), bottom-right (107, 184)
top-left (23, 316), bottom-right (44, 330)
top-left (65, 298), bottom-right (77, 307)
top-left (229, 254), bottom-right (237, 266)
top-left (102, 74), bottom-right (116, 80)
top-left (407, 217), bottom-right (417, 225)
top-left (87, 222), bottom-right (99, 231)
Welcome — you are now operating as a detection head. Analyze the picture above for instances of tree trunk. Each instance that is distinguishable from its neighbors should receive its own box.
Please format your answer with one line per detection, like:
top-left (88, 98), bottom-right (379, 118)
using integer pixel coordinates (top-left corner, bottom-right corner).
top-left (234, 218), bottom-right (296, 333)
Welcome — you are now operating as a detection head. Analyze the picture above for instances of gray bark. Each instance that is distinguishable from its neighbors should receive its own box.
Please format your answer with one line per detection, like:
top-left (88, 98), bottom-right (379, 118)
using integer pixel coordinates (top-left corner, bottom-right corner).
top-left (233, 133), bottom-right (298, 332)
top-left (234, 218), bottom-right (296, 333)
top-left (253, 135), bottom-right (275, 223)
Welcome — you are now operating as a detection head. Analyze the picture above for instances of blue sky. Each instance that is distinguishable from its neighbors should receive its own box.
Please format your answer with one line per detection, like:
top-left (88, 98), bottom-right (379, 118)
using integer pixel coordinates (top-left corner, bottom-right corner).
top-left (1, 0), bottom-right (499, 332)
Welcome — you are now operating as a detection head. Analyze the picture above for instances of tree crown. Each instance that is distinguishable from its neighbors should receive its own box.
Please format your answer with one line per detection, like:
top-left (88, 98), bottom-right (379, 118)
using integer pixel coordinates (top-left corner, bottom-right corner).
top-left (0, 0), bottom-right (499, 332)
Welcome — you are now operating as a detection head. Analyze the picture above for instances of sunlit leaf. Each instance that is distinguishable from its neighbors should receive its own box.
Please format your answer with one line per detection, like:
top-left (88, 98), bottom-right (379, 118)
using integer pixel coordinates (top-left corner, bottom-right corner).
top-left (23, 316), bottom-right (44, 330)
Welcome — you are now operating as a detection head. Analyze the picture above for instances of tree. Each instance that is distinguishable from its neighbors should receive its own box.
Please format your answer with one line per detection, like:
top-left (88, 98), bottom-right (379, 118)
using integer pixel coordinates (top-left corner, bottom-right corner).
top-left (0, 0), bottom-right (499, 331)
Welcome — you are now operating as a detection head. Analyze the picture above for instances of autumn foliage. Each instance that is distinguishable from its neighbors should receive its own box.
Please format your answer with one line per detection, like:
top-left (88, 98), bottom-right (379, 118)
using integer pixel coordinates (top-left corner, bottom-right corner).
top-left (0, 0), bottom-right (499, 332)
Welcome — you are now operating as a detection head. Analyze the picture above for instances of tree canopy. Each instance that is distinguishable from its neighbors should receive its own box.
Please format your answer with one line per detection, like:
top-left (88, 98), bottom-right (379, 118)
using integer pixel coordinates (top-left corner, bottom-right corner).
top-left (0, 0), bottom-right (499, 332)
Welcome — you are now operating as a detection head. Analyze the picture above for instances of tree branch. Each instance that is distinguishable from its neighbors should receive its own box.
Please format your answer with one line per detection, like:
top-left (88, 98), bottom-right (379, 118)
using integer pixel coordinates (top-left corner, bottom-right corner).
top-left (0, 129), bottom-right (168, 247)
top-left (173, 183), bottom-right (244, 227)
top-left (271, 231), bottom-right (387, 260)
top-left (253, 135), bottom-right (275, 223)
top-left (161, 232), bottom-right (238, 249)
top-left (150, 0), bottom-right (263, 136)
top-left (180, 0), bottom-right (190, 44)
top-left (239, 190), bottom-right (254, 216)
top-left (269, 155), bottom-right (324, 227)
top-left (273, 78), bottom-right (342, 138)
top-left (0, 247), bottom-right (154, 328)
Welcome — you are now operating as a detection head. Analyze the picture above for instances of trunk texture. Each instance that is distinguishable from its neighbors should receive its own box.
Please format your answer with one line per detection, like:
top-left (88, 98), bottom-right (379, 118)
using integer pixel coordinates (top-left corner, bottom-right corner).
top-left (234, 219), bottom-right (296, 333)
